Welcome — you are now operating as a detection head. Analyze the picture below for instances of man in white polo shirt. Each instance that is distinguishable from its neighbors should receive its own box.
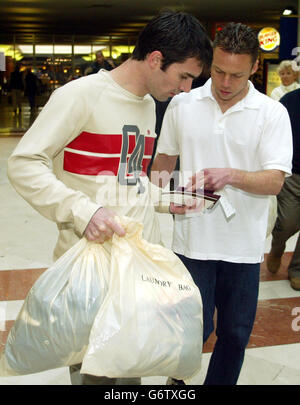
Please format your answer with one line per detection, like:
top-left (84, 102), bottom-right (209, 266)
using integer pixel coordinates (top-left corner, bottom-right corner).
top-left (151, 22), bottom-right (293, 385)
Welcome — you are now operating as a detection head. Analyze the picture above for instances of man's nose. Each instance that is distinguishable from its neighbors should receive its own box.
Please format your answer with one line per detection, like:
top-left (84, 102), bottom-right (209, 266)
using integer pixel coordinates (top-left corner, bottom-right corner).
top-left (222, 74), bottom-right (231, 87)
top-left (179, 78), bottom-right (194, 93)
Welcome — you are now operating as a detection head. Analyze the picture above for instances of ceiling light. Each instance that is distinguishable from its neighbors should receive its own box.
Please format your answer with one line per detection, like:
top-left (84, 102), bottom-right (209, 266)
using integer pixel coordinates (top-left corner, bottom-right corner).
top-left (282, 7), bottom-right (296, 15)
top-left (18, 44), bottom-right (106, 55)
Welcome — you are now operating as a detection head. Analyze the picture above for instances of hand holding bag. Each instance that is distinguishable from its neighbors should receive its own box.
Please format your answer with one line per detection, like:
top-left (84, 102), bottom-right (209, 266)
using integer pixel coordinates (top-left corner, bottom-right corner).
top-left (81, 216), bottom-right (203, 380)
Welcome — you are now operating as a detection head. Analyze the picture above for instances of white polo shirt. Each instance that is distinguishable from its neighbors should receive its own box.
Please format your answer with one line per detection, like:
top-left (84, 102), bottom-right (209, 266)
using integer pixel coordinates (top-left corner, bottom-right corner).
top-left (157, 79), bottom-right (293, 263)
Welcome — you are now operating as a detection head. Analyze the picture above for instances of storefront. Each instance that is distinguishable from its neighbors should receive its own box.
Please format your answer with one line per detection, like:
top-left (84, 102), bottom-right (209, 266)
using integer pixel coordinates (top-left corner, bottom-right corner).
top-left (1, 14), bottom-right (299, 102)
top-left (0, 34), bottom-right (135, 102)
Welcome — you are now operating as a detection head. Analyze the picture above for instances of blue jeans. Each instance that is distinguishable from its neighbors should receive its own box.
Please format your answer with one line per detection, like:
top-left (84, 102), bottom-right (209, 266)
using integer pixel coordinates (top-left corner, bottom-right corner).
top-left (177, 254), bottom-right (260, 385)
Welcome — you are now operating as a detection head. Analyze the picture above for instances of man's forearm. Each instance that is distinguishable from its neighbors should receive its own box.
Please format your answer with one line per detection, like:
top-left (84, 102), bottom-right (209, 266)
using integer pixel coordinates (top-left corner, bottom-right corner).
top-left (150, 153), bottom-right (178, 188)
top-left (227, 168), bottom-right (285, 195)
top-left (187, 168), bottom-right (286, 195)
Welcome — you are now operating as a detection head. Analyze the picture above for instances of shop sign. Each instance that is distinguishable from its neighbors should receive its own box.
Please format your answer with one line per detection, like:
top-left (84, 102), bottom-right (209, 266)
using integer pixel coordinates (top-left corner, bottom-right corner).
top-left (258, 27), bottom-right (280, 51)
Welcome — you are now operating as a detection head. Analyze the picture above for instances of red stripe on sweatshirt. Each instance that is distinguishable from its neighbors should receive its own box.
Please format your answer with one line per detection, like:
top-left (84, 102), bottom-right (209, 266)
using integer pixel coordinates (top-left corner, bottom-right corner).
top-left (67, 132), bottom-right (122, 154)
top-left (64, 151), bottom-right (150, 176)
top-left (66, 131), bottom-right (155, 155)
top-left (64, 151), bottom-right (120, 175)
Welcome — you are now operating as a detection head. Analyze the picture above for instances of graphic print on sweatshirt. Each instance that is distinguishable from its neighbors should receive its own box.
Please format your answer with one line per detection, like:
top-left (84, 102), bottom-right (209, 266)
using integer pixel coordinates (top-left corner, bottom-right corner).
top-left (63, 125), bottom-right (155, 194)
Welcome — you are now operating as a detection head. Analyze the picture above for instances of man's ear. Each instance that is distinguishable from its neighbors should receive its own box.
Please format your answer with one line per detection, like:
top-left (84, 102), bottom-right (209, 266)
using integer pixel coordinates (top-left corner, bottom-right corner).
top-left (147, 51), bottom-right (163, 69)
top-left (251, 59), bottom-right (259, 75)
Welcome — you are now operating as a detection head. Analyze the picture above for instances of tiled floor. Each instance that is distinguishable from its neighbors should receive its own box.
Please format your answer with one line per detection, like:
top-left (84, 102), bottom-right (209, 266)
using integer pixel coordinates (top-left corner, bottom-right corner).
top-left (0, 99), bottom-right (299, 385)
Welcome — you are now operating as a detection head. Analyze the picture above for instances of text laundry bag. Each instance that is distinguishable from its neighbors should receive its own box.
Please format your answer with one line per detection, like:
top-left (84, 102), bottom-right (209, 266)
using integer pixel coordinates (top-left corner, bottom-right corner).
top-left (0, 238), bottom-right (111, 376)
top-left (81, 216), bottom-right (203, 380)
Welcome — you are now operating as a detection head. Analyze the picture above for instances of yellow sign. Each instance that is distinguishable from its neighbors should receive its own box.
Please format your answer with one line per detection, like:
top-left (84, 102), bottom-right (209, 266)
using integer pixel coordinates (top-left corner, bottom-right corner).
top-left (258, 27), bottom-right (280, 51)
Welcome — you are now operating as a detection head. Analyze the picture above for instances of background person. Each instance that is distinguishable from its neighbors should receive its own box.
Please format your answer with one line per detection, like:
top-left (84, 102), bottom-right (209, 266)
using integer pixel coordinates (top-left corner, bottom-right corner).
top-left (151, 22), bottom-right (293, 385)
top-left (270, 60), bottom-right (300, 101)
top-left (84, 50), bottom-right (114, 75)
top-left (7, 10), bottom-right (212, 385)
top-left (8, 63), bottom-right (24, 114)
top-left (24, 68), bottom-right (40, 111)
top-left (267, 88), bottom-right (300, 291)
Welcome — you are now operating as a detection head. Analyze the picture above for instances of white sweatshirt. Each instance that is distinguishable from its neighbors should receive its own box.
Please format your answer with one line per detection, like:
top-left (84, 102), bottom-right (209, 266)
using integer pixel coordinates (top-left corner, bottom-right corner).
top-left (7, 70), bottom-right (161, 259)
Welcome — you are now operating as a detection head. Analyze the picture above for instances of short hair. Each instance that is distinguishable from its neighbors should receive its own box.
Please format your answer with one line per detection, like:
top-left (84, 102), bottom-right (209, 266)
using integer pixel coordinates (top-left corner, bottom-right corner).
top-left (213, 22), bottom-right (259, 65)
top-left (277, 60), bottom-right (297, 74)
top-left (132, 10), bottom-right (212, 73)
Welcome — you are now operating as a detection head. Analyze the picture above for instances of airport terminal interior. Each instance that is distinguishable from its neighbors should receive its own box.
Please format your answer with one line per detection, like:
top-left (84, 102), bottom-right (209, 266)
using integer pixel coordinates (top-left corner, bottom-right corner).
top-left (0, 0), bottom-right (300, 386)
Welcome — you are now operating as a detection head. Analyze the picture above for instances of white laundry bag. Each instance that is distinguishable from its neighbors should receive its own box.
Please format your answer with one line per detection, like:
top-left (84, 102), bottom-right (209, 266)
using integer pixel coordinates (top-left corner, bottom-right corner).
top-left (0, 238), bottom-right (111, 376)
top-left (81, 216), bottom-right (203, 380)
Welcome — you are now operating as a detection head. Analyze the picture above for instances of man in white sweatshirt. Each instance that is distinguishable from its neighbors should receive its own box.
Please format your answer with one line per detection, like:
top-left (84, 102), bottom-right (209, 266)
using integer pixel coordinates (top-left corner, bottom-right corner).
top-left (7, 11), bottom-right (212, 385)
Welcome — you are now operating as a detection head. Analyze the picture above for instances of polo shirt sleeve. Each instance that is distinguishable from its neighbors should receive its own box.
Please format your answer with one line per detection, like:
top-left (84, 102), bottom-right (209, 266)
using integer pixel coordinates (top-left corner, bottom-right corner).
top-left (258, 101), bottom-right (293, 175)
top-left (156, 98), bottom-right (180, 156)
top-left (7, 82), bottom-right (101, 237)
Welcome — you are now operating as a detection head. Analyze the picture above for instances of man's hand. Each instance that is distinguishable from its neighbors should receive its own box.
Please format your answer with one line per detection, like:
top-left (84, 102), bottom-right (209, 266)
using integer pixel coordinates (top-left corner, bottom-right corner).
top-left (84, 207), bottom-right (126, 243)
top-left (169, 202), bottom-right (189, 215)
top-left (186, 168), bottom-right (233, 192)
top-left (169, 199), bottom-right (204, 215)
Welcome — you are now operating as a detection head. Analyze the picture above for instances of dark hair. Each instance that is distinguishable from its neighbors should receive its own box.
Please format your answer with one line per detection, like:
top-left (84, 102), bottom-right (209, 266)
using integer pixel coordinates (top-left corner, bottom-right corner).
top-left (213, 22), bottom-right (259, 65)
top-left (132, 10), bottom-right (212, 73)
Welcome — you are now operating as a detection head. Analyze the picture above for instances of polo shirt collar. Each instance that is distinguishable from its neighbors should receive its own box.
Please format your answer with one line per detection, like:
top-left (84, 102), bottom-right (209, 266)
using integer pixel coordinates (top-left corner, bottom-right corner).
top-left (196, 78), bottom-right (262, 110)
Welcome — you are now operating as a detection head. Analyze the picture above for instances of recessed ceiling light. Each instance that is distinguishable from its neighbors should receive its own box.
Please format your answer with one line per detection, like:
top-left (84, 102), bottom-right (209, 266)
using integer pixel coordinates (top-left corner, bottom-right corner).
top-left (282, 7), bottom-right (296, 15)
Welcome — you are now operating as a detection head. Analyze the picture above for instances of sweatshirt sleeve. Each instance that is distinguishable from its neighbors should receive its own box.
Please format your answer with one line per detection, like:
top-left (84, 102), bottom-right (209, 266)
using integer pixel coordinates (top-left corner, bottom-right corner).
top-left (7, 81), bottom-right (101, 236)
